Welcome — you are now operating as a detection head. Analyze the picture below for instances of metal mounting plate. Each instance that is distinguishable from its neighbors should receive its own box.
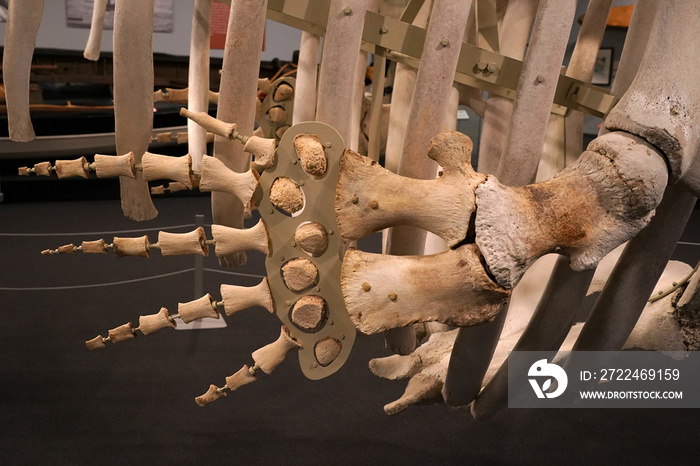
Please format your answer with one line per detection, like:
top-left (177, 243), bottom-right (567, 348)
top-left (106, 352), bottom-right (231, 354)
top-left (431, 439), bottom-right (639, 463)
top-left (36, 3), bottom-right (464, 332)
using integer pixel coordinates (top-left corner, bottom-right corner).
top-left (258, 122), bottom-right (356, 380)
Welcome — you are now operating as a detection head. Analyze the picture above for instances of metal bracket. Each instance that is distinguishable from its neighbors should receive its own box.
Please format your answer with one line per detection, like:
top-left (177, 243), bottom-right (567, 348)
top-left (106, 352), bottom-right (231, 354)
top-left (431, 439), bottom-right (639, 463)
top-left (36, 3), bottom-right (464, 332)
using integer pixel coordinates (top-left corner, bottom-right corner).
top-left (257, 122), bottom-right (356, 380)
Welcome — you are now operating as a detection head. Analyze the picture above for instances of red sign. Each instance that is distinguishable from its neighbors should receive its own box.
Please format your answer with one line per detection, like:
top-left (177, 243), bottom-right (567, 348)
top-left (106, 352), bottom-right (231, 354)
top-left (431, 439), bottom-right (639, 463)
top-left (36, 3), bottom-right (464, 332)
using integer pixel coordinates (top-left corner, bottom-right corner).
top-left (210, 3), bottom-right (265, 51)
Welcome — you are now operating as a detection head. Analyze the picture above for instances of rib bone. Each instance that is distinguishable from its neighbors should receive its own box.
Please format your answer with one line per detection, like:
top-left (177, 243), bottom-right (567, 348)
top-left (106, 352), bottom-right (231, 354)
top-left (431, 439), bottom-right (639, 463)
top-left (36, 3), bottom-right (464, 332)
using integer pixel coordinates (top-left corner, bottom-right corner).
top-left (83, 0), bottom-right (107, 61)
top-left (336, 132), bottom-right (486, 246)
top-left (476, 132), bottom-right (668, 288)
top-left (2, 0), bottom-right (44, 141)
top-left (341, 244), bottom-right (510, 334)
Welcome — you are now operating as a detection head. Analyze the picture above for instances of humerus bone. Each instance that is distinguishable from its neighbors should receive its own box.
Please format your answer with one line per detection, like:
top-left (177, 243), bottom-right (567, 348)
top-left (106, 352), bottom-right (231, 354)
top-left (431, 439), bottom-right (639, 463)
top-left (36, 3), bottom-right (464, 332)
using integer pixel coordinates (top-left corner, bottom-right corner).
top-left (142, 153), bottom-right (195, 189)
top-left (252, 326), bottom-right (302, 374)
top-left (113, 235), bottom-right (150, 258)
top-left (55, 157), bottom-right (89, 179)
top-left (476, 132), bottom-right (669, 288)
top-left (199, 155), bottom-right (258, 207)
top-left (177, 294), bottom-right (219, 323)
top-left (157, 227), bottom-right (208, 256)
top-left (2, 0), bottom-right (44, 141)
top-left (220, 278), bottom-right (274, 316)
top-left (336, 132), bottom-right (486, 247)
top-left (93, 153), bottom-right (136, 179)
top-left (341, 244), bottom-right (510, 334)
top-left (294, 134), bottom-right (327, 177)
top-left (269, 178), bottom-right (304, 215)
top-left (83, 0), bottom-right (107, 61)
top-left (139, 307), bottom-right (177, 335)
top-left (211, 220), bottom-right (269, 258)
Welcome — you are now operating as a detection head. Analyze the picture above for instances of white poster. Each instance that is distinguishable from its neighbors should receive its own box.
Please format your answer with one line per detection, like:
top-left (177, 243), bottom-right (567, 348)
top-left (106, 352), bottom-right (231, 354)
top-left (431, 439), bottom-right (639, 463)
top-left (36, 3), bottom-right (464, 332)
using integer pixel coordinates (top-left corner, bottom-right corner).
top-left (65, 0), bottom-right (174, 33)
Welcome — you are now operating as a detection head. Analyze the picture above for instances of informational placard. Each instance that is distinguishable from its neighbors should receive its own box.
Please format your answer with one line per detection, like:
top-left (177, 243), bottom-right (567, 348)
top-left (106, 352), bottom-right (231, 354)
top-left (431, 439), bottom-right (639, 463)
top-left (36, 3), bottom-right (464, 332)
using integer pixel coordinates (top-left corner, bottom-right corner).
top-left (65, 0), bottom-right (174, 33)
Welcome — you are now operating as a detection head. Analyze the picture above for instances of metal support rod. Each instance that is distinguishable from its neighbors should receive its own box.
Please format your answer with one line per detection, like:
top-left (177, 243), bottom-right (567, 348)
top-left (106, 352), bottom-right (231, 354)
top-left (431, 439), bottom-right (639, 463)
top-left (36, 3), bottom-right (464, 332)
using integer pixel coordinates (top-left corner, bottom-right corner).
top-left (194, 214), bottom-right (205, 299)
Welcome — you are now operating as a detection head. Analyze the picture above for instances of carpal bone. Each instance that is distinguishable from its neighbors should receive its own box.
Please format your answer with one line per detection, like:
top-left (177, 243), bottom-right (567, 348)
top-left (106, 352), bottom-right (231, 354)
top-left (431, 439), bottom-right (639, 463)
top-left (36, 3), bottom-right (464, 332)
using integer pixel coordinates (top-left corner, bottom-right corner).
top-left (220, 278), bottom-right (274, 315)
top-left (177, 294), bottom-right (219, 323)
top-left (341, 244), bottom-right (510, 334)
top-left (273, 83), bottom-right (294, 102)
top-left (476, 132), bottom-right (668, 288)
top-left (252, 326), bottom-right (302, 374)
top-left (336, 132), bottom-right (486, 247)
top-left (142, 153), bottom-right (195, 189)
top-left (281, 259), bottom-right (319, 292)
top-left (315, 338), bottom-right (342, 366)
top-left (113, 235), bottom-right (150, 258)
top-left (211, 220), bottom-right (269, 258)
top-left (269, 178), bottom-right (304, 215)
top-left (55, 157), bottom-right (89, 179)
top-left (199, 155), bottom-right (258, 207)
top-left (294, 222), bottom-right (329, 257)
top-left (291, 296), bottom-right (327, 332)
top-left (94, 153), bottom-right (136, 179)
top-left (294, 134), bottom-right (328, 177)
top-left (84, 0), bottom-right (107, 61)
top-left (2, 0), bottom-right (44, 141)
top-left (267, 107), bottom-right (287, 124)
top-left (157, 227), bottom-right (208, 256)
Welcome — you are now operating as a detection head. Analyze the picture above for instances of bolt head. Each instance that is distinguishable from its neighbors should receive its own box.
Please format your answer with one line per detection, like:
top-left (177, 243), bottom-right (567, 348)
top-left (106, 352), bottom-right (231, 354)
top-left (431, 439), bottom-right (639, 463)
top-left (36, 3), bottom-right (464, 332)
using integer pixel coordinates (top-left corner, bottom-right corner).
top-left (380, 26), bottom-right (388, 34)
top-left (388, 292), bottom-right (397, 301)
top-left (369, 200), bottom-right (379, 210)
top-left (487, 63), bottom-right (497, 73)
top-left (441, 38), bottom-right (450, 47)
top-left (324, 142), bottom-right (332, 148)
top-left (536, 74), bottom-right (545, 83)
top-left (343, 6), bottom-right (351, 14)
top-left (476, 60), bottom-right (487, 71)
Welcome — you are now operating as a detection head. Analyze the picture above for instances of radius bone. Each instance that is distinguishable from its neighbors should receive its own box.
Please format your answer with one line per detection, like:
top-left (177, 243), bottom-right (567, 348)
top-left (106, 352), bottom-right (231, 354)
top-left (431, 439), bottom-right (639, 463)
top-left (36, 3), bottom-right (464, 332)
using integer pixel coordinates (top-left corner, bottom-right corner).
top-left (336, 132), bottom-right (486, 246)
top-left (341, 244), bottom-right (510, 334)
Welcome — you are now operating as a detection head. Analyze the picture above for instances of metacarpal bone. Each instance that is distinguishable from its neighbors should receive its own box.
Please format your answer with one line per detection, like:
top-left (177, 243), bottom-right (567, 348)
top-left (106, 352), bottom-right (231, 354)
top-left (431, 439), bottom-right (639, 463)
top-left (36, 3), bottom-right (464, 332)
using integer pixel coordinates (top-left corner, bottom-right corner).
top-left (220, 278), bottom-right (274, 315)
top-left (336, 131), bottom-right (486, 247)
top-left (55, 157), bottom-right (89, 179)
top-left (142, 153), bottom-right (195, 189)
top-left (251, 326), bottom-right (302, 374)
top-left (199, 155), bottom-right (258, 208)
top-left (211, 220), bottom-right (269, 258)
top-left (476, 132), bottom-right (668, 288)
top-left (177, 294), bottom-right (219, 323)
top-left (341, 244), bottom-right (510, 334)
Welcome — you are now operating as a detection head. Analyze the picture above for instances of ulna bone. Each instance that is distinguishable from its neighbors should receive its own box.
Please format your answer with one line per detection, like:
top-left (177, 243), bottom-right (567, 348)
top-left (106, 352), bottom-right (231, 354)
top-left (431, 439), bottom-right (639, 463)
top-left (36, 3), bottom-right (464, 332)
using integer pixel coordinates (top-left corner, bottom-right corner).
top-left (341, 244), bottom-right (510, 334)
top-left (336, 132), bottom-right (486, 247)
top-left (476, 131), bottom-right (668, 289)
top-left (220, 278), bottom-right (274, 316)
top-left (2, 0), bottom-right (44, 142)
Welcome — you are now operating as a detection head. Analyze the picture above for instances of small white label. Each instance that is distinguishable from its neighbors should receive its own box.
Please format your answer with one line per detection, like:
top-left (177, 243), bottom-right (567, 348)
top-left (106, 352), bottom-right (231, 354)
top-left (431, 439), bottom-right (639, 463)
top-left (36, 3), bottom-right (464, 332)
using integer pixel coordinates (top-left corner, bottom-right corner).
top-left (457, 109), bottom-right (470, 120)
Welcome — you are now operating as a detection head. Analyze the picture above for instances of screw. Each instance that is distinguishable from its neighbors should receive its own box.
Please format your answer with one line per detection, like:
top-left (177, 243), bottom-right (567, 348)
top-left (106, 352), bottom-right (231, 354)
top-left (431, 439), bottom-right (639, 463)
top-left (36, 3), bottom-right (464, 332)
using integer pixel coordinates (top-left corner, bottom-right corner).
top-left (292, 159), bottom-right (298, 164)
top-left (324, 142), bottom-right (332, 148)
top-left (487, 62), bottom-right (497, 73)
top-left (536, 74), bottom-right (545, 83)
top-left (343, 5), bottom-right (352, 14)
top-left (292, 242), bottom-right (297, 247)
top-left (476, 60), bottom-right (487, 71)
top-left (388, 292), bottom-right (397, 301)
top-left (441, 38), bottom-right (450, 47)
top-left (298, 180), bottom-right (305, 186)
top-left (269, 209), bottom-right (275, 214)
top-left (315, 286), bottom-right (321, 292)
top-left (369, 200), bottom-right (379, 210)
top-left (329, 320), bottom-right (334, 326)
top-left (312, 362), bottom-right (318, 368)
top-left (671, 106), bottom-right (680, 116)
top-left (285, 300), bottom-right (291, 306)
top-left (328, 229), bottom-right (334, 235)
top-left (340, 335), bottom-right (345, 340)
top-left (380, 26), bottom-right (388, 34)
top-left (351, 195), bottom-right (359, 204)
top-left (362, 282), bottom-right (371, 292)
top-left (280, 256), bottom-right (285, 261)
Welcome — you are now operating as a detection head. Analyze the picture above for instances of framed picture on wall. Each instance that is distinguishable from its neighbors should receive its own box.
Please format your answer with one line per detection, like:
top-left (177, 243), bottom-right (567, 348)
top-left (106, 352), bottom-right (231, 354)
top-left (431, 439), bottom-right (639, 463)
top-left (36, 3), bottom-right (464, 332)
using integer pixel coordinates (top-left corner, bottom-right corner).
top-left (592, 48), bottom-right (613, 86)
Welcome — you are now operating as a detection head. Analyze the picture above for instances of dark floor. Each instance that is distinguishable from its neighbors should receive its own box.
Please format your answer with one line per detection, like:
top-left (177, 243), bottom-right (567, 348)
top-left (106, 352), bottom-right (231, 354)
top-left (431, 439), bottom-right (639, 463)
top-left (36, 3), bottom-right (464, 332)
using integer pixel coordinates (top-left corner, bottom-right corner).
top-left (1, 192), bottom-right (700, 465)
